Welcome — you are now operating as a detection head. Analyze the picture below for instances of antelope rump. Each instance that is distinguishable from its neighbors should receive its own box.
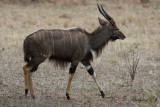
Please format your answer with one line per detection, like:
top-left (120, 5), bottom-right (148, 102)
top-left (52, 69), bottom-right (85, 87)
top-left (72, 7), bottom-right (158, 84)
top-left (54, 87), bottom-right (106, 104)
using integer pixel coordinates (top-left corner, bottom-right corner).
top-left (23, 4), bottom-right (125, 100)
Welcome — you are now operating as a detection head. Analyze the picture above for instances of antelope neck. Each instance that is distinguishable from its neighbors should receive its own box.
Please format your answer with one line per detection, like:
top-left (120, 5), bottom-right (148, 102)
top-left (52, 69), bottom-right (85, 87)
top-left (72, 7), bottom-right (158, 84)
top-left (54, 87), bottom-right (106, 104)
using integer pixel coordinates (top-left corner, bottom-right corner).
top-left (88, 26), bottom-right (111, 51)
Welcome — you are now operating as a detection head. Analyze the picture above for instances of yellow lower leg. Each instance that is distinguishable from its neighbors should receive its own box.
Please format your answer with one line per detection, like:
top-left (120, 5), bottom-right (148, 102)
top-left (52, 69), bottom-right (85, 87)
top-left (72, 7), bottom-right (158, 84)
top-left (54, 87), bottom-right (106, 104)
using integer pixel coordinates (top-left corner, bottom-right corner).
top-left (23, 65), bottom-right (33, 97)
top-left (66, 73), bottom-right (74, 99)
top-left (91, 74), bottom-right (105, 98)
top-left (23, 65), bottom-right (30, 96)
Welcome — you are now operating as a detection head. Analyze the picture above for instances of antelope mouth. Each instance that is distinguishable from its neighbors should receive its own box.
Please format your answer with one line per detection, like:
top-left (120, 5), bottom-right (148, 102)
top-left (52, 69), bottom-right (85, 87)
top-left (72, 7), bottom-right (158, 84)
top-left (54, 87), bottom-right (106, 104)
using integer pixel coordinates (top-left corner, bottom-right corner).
top-left (120, 36), bottom-right (125, 40)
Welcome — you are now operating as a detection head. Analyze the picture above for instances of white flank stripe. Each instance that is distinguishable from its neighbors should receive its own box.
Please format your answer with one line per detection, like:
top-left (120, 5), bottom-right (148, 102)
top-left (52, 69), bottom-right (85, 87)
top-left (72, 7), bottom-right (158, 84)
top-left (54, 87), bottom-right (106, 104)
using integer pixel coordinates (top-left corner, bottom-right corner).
top-left (50, 31), bottom-right (54, 54)
top-left (62, 30), bottom-right (65, 51)
top-left (68, 31), bottom-right (72, 47)
top-left (42, 31), bottom-right (47, 51)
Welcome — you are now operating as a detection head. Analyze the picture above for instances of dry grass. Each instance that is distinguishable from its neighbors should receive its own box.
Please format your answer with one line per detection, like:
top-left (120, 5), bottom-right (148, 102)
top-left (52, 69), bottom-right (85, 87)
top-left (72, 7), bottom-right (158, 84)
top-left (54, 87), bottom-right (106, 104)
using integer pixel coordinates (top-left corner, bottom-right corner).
top-left (0, 0), bottom-right (160, 106)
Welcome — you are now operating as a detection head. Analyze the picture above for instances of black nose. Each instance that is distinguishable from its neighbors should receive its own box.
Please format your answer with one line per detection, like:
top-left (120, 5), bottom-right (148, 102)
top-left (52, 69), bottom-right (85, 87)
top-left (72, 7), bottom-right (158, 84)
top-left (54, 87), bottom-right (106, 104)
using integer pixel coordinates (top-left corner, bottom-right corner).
top-left (120, 36), bottom-right (125, 40)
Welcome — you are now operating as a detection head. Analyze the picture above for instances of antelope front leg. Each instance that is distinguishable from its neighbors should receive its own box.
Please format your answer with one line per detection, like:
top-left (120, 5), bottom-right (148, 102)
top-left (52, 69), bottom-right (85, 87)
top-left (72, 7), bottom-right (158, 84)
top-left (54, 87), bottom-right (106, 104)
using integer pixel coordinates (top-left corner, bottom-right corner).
top-left (90, 70), bottom-right (105, 98)
top-left (66, 65), bottom-right (77, 100)
top-left (82, 61), bottom-right (105, 98)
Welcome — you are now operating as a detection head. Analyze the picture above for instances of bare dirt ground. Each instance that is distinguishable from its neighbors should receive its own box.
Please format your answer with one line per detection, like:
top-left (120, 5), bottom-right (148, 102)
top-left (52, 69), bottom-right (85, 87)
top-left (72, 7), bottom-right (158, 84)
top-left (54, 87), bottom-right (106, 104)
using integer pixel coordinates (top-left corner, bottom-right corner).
top-left (0, 0), bottom-right (160, 106)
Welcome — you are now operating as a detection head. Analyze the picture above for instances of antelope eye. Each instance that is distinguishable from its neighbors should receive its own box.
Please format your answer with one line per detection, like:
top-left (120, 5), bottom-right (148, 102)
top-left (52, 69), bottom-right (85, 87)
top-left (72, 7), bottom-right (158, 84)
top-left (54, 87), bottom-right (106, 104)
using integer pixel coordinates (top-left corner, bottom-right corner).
top-left (114, 29), bottom-right (118, 32)
top-left (115, 28), bottom-right (119, 30)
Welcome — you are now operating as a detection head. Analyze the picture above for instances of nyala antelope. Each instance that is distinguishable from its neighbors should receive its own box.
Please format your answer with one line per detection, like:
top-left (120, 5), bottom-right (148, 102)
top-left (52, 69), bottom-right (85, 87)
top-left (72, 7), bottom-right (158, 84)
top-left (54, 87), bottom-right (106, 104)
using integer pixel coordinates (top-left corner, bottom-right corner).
top-left (23, 4), bottom-right (125, 100)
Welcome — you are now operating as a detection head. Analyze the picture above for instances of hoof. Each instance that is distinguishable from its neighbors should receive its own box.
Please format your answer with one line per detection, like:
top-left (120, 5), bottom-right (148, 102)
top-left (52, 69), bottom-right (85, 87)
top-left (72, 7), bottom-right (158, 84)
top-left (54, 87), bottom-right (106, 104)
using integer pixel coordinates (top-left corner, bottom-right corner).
top-left (25, 89), bottom-right (28, 97)
top-left (100, 91), bottom-right (105, 98)
top-left (31, 95), bottom-right (35, 100)
top-left (66, 93), bottom-right (70, 100)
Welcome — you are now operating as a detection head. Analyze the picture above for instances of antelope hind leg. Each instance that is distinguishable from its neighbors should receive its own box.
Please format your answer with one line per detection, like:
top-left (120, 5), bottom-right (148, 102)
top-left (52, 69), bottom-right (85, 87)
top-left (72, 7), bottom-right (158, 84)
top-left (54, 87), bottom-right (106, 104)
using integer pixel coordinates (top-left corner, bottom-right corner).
top-left (28, 72), bottom-right (35, 99)
top-left (23, 65), bottom-right (32, 97)
top-left (66, 73), bottom-right (75, 100)
top-left (66, 64), bottom-right (77, 100)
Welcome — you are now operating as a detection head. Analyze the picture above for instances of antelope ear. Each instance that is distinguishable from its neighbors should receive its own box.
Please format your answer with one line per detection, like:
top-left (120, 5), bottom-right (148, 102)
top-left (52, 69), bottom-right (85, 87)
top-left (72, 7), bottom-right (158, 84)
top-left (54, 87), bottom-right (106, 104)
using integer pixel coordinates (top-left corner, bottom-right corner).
top-left (98, 17), bottom-right (106, 26)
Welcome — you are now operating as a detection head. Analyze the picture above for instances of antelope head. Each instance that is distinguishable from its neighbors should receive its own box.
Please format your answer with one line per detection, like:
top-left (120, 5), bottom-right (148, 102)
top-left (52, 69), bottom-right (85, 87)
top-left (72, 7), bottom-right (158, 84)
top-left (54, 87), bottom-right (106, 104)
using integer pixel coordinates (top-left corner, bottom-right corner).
top-left (97, 4), bottom-right (125, 41)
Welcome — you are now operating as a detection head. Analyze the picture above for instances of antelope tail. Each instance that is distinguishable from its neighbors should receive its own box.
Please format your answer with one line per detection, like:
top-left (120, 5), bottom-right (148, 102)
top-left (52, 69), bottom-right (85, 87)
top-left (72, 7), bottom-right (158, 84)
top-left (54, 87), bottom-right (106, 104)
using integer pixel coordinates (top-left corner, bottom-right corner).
top-left (23, 36), bottom-right (31, 63)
